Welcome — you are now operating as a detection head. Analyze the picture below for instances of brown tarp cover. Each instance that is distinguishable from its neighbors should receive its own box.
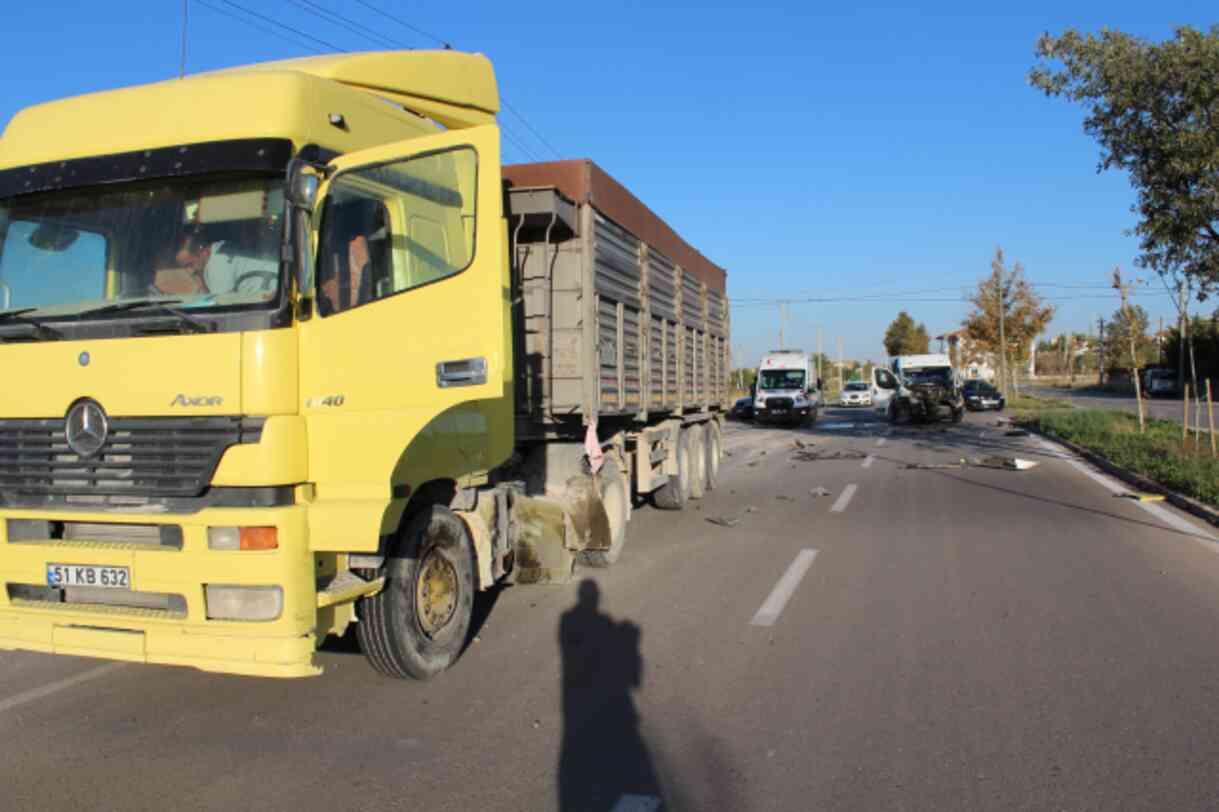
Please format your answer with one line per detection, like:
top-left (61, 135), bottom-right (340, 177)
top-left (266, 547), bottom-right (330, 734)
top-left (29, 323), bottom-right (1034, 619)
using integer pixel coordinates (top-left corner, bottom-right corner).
top-left (502, 159), bottom-right (726, 293)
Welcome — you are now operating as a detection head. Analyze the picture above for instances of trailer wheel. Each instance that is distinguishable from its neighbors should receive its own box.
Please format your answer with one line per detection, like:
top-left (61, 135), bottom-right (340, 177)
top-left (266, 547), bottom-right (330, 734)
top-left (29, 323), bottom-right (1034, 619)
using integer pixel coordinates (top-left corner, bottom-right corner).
top-left (688, 425), bottom-right (707, 500)
top-left (652, 429), bottom-right (691, 510)
top-left (357, 505), bottom-right (476, 680)
top-left (704, 423), bottom-right (721, 492)
top-left (580, 458), bottom-right (629, 568)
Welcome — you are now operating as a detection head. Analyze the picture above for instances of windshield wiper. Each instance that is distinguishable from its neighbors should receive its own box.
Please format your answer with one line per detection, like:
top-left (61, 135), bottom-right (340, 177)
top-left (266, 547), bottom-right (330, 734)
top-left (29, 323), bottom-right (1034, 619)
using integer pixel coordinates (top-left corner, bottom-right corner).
top-left (0, 308), bottom-right (64, 341)
top-left (76, 299), bottom-right (210, 334)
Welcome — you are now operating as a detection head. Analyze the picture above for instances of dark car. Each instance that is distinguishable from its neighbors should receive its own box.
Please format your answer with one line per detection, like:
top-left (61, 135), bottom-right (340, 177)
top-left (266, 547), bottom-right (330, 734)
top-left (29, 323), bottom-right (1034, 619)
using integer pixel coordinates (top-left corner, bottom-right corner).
top-left (963, 380), bottom-right (1005, 411)
top-left (729, 395), bottom-right (754, 421)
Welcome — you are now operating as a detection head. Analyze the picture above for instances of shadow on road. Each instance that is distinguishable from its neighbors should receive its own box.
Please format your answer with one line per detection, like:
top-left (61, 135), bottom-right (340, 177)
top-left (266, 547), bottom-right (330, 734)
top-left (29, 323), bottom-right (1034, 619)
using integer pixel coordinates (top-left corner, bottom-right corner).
top-left (558, 580), bottom-right (661, 811)
top-left (928, 470), bottom-right (1215, 542)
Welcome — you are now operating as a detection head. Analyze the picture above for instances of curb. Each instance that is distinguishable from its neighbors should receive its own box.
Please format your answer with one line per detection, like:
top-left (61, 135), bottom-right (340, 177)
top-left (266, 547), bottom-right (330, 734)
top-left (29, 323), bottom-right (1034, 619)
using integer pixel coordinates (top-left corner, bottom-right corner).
top-left (1026, 427), bottom-right (1219, 531)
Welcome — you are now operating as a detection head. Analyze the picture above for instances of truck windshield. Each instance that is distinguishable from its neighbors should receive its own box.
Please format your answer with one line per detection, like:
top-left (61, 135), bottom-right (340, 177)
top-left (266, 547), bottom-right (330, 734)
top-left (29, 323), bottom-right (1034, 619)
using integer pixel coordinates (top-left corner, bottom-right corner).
top-left (905, 367), bottom-right (952, 385)
top-left (759, 369), bottom-right (805, 390)
top-left (0, 175), bottom-right (284, 320)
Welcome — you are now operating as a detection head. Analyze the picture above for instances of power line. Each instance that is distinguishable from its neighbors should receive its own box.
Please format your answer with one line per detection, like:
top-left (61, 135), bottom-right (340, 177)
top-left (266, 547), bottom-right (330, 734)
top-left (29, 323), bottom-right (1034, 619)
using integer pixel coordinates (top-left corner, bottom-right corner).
top-left (196, 0), bottom-right (326, 54)
top-left (343, 0), bottom-right (562, 158)
top-left (351, 0), bottom-right (451, 48)
top-left (502, 101), bottom-right (563, 160)
top-left (214, 0), bottom-right (345, 52)
top-left (285, 0), bottom-right (400, 50)
top-left (729, 291), bottom-right (1174, 309)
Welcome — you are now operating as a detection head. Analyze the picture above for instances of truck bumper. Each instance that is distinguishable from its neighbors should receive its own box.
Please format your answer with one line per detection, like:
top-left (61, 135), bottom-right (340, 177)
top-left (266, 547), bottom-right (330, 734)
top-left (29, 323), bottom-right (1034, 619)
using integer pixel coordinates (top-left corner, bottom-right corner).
top-left (0, 504), bottom-right (320, 678)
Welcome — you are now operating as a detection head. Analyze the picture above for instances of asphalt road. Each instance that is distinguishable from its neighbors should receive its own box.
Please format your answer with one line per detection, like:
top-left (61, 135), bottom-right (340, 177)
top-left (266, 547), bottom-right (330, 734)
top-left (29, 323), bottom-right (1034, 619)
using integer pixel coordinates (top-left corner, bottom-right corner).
top-left (4, 407), bottom-right (1219, 811)
top-left (1031, 384), bottom-right (1202, 425)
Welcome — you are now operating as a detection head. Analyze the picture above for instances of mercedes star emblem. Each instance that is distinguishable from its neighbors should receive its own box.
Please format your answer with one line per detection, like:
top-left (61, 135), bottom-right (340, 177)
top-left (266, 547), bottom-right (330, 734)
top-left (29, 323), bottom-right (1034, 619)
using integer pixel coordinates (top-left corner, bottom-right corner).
top-left (65, 399), bottom-right (108, 458)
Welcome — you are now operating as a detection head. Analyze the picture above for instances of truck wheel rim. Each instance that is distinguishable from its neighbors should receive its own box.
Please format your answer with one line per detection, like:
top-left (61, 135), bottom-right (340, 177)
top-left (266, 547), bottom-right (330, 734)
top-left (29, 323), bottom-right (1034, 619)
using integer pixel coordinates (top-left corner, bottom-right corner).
top-left (416, 549), bottom-right (459, 636)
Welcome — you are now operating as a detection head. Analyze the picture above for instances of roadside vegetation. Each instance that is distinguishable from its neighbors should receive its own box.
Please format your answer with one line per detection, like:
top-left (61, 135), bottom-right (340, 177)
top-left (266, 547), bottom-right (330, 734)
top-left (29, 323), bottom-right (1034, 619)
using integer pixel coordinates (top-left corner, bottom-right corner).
top-left (1021, 406), bottom-right (1219, 509)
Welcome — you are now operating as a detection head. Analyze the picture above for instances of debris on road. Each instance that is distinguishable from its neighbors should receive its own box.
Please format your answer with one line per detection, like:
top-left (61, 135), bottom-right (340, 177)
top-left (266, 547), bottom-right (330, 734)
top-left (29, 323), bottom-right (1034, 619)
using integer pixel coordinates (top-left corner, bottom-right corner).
top-left (809, 487), bottom-right (831, 497)
top-left (904, 460), bottom-right (965, 470)
top-left (903, 455), bottom-right (1040, 471)
top-left (706, 515), bottom-right (742, 528)
top-left (792, 438), bottom-right (813, 449)
top-left (775, 495), bottom-right (795, 502)
top-left (792, 448), bottom-right (867, 462)
top-left (707, 505), bottom-right (758, 528)
top-left (1115, 492), bottom-right (1166, 502)
top-left (970, 455), bottom-right (1039, 471)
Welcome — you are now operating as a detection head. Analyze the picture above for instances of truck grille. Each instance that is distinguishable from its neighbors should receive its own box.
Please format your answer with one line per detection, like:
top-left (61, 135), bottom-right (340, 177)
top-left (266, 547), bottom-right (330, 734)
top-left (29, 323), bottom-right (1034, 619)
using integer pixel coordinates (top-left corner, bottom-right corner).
top-left (766, 397), bottom-right (793, 410)
top-left (0, 417), bottom-right (263, 497)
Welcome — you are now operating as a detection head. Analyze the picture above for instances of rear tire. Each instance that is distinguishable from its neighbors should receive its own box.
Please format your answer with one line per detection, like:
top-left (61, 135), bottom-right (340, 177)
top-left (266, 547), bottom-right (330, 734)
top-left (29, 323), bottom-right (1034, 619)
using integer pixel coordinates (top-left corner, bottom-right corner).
top-left (688, 425), bottom-right (707, 500)
top-left (357, 505), bottom-right (476, 680)
top-left (652, 428), bottom-right (691, 510)
top-left (704, 423), bottom-right (721, 492)
top-left (580, 458), bottom-right (629, 568)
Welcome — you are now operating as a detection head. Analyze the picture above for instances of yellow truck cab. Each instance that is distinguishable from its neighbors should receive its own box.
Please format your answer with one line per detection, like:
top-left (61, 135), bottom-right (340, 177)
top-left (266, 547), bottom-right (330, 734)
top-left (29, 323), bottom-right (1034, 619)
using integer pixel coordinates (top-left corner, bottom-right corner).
top-left (0, 51), bottom-right (729, 679)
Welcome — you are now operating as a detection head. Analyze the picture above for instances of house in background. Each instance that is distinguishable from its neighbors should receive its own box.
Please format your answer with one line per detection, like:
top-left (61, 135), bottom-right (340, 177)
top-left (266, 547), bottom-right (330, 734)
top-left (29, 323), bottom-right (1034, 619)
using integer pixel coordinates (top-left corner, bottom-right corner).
top-left (935, 328), bottom-right (996, 380)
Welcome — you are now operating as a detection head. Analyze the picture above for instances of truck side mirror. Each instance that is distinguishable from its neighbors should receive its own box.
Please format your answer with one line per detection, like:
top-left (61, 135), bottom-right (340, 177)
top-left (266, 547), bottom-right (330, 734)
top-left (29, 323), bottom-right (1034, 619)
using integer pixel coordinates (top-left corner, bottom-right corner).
top-left (284, 159), bottom-right (325, 317)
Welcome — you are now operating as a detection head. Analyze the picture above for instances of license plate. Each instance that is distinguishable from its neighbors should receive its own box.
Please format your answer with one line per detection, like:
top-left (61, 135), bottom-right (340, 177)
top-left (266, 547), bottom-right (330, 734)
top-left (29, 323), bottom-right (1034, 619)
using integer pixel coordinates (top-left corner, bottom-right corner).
top-left (47, 564), bottom-right (130, 589)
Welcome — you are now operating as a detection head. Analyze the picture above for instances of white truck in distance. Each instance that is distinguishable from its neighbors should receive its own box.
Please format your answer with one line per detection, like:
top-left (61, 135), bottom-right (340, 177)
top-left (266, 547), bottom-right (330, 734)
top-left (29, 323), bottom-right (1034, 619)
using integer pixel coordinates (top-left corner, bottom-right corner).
top-left (870, 353), bottom-right (965, 424)
top-left (754, 350), bottom-right (820, 426)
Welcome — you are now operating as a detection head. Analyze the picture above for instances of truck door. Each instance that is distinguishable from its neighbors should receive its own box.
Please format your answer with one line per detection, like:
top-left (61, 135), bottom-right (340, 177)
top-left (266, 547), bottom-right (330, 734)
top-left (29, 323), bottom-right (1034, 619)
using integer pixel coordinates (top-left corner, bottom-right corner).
top-left (298, 125), bottom-right (512, 551)
top-left (871, 367), bottom-right (898, 416)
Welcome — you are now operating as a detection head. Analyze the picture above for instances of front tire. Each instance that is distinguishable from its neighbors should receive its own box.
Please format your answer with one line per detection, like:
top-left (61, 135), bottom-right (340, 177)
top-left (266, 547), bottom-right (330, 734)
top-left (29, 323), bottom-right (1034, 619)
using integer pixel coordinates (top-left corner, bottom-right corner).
top-left (357, 505), bottom-right (476, 680)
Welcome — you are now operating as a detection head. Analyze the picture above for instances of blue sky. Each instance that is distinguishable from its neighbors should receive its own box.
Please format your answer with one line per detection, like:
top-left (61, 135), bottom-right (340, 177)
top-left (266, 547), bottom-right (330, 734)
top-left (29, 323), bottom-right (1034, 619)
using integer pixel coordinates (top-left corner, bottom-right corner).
top-left (0, 1), bottom-right (1210, 364)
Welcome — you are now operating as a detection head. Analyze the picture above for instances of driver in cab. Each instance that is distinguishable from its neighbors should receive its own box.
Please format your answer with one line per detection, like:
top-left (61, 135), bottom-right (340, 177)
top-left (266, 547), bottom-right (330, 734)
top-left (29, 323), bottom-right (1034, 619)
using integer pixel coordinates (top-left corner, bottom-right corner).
top-left (152, 223), bottom-right (278, 297)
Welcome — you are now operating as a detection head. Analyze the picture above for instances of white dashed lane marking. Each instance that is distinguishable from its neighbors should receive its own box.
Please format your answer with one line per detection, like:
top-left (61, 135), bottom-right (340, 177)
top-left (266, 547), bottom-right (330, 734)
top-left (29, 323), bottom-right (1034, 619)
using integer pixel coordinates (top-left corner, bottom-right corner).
top-left (831, 484), bottom-right (858, 513)
top-left (750, 549), bottom-right (819, 627)
top-left (862, 455), bottom-right (874, 469)
top-left (0, 662), bottom-right (124, 715)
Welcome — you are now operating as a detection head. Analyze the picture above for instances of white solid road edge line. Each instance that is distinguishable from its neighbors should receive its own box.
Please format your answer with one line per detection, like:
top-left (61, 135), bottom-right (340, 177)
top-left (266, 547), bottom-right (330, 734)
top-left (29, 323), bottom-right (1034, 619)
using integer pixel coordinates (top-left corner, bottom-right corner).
top-left (1035, 438), bottom-right (1217, 542)
top-left (0, 661), bottom-right (125, 715)
top-left (751, 549), bottom-right (819, 627)
top-left (831, 483), bottom-right (858, 513)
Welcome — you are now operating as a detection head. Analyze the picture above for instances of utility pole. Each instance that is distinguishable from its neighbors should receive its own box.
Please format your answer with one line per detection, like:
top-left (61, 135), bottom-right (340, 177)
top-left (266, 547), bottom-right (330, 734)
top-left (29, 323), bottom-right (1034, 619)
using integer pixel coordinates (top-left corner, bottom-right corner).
top-left (996, 264), bottom-right (1009, 399)
top-left (1097, 316), bottom-right (1106, 386)
top-left (836, 336), bottom-right (844, 395)
top-left (1178, 282), bottom-right (1187, 393)
top-left (1113, 267), bottom-right (1145, 432)
top-left (816, 325), bottom-right (823, 385)
top-left (778, 302), bottom-right (787, 350)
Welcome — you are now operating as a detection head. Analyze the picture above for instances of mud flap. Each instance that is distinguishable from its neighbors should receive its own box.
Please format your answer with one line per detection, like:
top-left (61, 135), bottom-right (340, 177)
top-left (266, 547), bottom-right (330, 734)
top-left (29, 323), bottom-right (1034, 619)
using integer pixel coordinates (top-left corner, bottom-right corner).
top-left (509, 475), bottom-right (610, 585)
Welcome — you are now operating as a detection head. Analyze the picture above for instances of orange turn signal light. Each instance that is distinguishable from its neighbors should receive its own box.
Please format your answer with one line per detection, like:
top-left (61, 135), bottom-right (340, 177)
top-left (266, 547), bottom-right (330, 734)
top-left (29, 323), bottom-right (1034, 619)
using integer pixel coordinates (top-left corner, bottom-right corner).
top-left (239, 526), bottom-right (278, 551)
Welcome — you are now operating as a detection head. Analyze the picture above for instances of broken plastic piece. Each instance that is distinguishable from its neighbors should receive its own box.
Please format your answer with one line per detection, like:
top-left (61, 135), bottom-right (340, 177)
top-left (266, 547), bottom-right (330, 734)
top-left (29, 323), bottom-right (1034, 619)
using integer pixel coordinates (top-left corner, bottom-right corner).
top-left (809, 487), bottom-right (831, 497)
top-left (1115, 492), bottom-right (1166, 502)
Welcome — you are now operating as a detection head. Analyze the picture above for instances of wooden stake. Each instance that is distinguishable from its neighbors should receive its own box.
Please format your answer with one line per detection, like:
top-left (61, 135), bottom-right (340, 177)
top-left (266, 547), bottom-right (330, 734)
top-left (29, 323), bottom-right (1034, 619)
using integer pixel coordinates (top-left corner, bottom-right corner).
top-left (1183, 383), bottom-right (1190, 448)
top-left (1207, 379), bottom-right (1216, 459)
top-left (1196, 389), bottom-right (1202, 454)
